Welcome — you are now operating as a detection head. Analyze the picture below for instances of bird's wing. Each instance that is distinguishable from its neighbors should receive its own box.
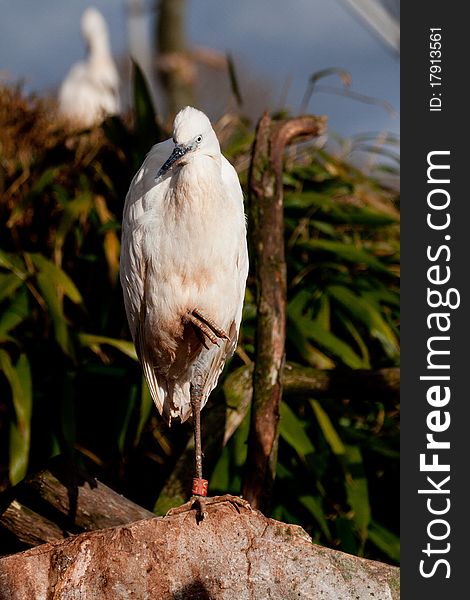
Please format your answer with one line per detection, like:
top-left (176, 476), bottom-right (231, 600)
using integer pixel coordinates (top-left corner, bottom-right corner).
top-left (121, 138), bottom-right (173, 334)
top-left (187, 320), bottom-right (239, 423)
top-left (220, 155), bottom-right (249, 327)
top-left (186, 156), bottom-right (248, 418)
top-left (120, 138), bottom-right (174, 416)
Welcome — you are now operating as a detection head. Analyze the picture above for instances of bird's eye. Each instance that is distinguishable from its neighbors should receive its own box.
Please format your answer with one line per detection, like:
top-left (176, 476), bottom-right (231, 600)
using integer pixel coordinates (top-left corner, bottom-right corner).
top-left (196, 135), bottom-right (202, 144)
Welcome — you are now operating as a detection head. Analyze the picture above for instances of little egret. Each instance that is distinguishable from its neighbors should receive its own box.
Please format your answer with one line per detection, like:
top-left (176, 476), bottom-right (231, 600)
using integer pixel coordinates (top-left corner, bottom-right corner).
top-left (120, 107), bottom-right (249, 513)
top-left (58, 7), bottom-right (120, 127)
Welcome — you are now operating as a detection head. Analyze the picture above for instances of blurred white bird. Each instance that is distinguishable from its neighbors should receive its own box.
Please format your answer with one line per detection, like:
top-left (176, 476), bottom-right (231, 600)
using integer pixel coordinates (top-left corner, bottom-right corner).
top-left (58, 7), bottom-right (120, 127)
top-left (120, 107), bottom-right (248, 503)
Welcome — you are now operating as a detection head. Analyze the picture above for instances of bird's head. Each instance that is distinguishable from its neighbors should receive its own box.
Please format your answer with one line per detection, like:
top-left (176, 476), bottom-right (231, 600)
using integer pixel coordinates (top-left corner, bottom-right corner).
top-left (155, 107), bottom-right (220, 181)
top-left (81, 7), bottom-right (109, 49)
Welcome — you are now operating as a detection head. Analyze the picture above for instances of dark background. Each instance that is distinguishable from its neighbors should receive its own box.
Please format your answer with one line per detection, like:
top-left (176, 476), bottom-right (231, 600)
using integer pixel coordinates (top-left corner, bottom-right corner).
top-left (401, 3), bottom-right (467, 596)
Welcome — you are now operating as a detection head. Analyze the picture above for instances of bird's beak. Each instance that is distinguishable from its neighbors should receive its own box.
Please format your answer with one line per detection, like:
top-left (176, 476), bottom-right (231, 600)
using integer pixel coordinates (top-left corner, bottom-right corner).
top-left (155, 144), bottom-right (190, 181)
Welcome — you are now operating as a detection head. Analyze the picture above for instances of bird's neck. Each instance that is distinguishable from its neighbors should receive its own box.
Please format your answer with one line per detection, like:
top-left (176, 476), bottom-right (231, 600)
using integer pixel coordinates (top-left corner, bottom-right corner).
top-left (179, 155), bottom-right (221, 186)
top-left (88, 35), bottom-right (113, 63)
top-left (171, 156), bottom-right (223, 211)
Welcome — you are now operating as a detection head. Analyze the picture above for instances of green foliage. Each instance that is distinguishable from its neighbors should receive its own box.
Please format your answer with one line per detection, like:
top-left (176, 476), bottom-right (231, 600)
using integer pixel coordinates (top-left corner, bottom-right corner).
top-left (0, 75), bottom-right (399, 564)
top-left (211, 134), bottom-right (400, 563)
top-left (0, 76), bottom-right (163, 496)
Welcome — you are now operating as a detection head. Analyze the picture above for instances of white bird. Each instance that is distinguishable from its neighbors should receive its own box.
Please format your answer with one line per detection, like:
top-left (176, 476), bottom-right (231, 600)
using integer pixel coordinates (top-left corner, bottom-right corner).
top-left (58, 7), bottom-right (120, 127)
top-left (120, 107), bottom-right (248, 502)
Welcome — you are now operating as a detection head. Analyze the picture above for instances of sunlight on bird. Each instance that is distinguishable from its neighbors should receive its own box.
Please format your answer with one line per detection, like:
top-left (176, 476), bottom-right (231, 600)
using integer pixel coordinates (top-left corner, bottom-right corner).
top-left (58, 7), bottom-right (120, 127)
top-left (120, 107), bottom-right (249, 514)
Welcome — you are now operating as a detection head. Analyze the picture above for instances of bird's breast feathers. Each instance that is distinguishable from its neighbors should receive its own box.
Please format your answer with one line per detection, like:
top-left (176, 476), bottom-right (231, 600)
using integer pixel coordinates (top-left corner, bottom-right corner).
top-left (131, 157), bottom-right (246, 330)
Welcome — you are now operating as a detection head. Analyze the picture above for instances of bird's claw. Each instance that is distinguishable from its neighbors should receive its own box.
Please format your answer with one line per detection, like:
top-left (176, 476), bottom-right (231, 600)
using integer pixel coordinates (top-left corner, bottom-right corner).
top-left (187, 309), bottom-right (228, 346)
top-left (210, 494), bottom-right (254, 514)
top-left (192, 308), bottom-right (229, 340)
top-left (165, 495), bottom-right (208, 522)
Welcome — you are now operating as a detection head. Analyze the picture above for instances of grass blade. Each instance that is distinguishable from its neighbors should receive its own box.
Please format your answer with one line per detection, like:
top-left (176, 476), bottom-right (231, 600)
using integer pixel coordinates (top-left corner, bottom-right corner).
top-left (343, 445), bottom-right (371, 546)
top-left (368, 520), bottom-right (400, 562)
top-left (227, 53), bottom-right (243, 107)
top-left (279, 401), bottom-right (315, 459)
top-left (310, 399), bottom-right (345, 455)
top-left (78, 333), bottom-right (138, 361)
top-left (0, 351), bottom-right (32, 484)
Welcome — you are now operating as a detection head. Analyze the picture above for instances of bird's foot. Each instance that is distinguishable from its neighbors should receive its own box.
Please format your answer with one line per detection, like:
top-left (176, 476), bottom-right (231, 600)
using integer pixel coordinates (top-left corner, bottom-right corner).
top-left (165, 494), bottom-right (253, 522)
top-left (165, 495), bottom-right (207, 522)
top-left (187, 309), bottom-right (228, 346)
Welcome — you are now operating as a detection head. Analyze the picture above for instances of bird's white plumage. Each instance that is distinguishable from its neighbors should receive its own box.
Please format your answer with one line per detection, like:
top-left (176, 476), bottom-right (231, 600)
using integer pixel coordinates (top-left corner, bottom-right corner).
top-left (58, 7), bottom-right (120, 127)
top-left (120, 107), bottom-right (248, 423)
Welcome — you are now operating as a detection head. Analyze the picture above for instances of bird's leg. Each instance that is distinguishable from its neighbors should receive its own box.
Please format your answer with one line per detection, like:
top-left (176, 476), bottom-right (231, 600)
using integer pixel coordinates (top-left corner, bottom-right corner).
top-left (191, 384), bottom-right (203, 481)
top-left (186, 309), bottom-right (228, 346)
top-left (190, 381), bottom-right (208, 521)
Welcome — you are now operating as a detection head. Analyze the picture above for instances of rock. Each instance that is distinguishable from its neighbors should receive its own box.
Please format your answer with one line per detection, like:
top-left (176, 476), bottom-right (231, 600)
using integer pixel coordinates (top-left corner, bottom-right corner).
top-left (0, 498), bottom-right (399, 600)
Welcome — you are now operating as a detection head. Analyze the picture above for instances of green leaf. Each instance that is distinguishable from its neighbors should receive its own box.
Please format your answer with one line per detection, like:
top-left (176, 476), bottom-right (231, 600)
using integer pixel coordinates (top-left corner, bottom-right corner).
top-left (0, 250), bottom-right (28, 275)
top-left (310, 399), bottom-right (345, 455)
top-left (298, 239), bottom-right (390, 273)
top-left (210, 444), bottom-right (231, 491)
top-left (344, 428), bottom-right (399, 459)
top-left (134, 380), bottom-right (154, 446)
top-left (0, 287), bottom-right (29, 340)
top-left (365, 285), bottom-right (400, 308)
top-left (344, 209), bottom-right (398, 226)
top-left (29, 166), bottom-right (58, 194)
top-left (0, 273), bottom-right (25, 302)
top-left (279, 401), bottom-right (315, 459)
top-left (55, 193), bottom-right (94, 260)
top-left (313, 295), bottom-right (330, 330)
top-left (328, 285), bottom-right (399, 358)
top-left (299, 495), bottom-right (331, 541)
top-left (233, 405), bottom-right (251, 467)
top-left (368, 520), bottom-right (400, 562)
top-left (27, 254), bottom-right (83, 355)
top-left (288, 291), bottom-right (364, 368)
top-left (0, 351), bottom-right (32, 484)
top-left (335, 516), bottom-right (358, 556)
top-left (29, 253), bottom-right (82, 304)
top-left (336, 313), bottom-right (370, 367)
top-left (0, 351), bottom-right (28, 429)
top-left (78, 333), bottom-right (138, 361)
top-left (285, 191), bottom-right (335, 211)
top-left (288, 314), bottom-right (364, 369)
top-left (227, 53), bottom-right (243, 107)
top-left (36, 272), bottom-right (71, 356)
top-left (344, 445), bottom-right (371, 543)
top-left (285, 192), bottom-right (397, 227)
top-left (311, 220), bottom-right (336, 236)
top-left (132, 60), bottom-right (159, 136)
top-left (286, 319), bottom-right (335, 368)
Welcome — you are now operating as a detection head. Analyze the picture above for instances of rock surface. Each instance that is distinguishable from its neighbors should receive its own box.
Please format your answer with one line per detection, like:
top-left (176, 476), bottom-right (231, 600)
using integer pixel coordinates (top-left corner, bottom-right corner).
top-left (0, 498), bottom-right (399, 600)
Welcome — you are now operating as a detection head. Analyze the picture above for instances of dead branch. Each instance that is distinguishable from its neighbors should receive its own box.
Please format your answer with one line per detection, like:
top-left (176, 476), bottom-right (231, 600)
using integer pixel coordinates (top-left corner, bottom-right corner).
top-left (243, 113), bottom-right (327, 511)
top-left (0, 456), bottom-right (153, 554)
